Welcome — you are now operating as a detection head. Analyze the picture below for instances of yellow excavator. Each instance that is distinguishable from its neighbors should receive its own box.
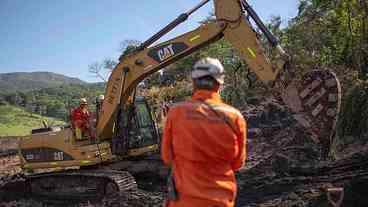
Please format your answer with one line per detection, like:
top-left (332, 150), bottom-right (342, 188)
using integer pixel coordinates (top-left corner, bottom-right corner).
top-left (6, 0), bottom-right (341, 198)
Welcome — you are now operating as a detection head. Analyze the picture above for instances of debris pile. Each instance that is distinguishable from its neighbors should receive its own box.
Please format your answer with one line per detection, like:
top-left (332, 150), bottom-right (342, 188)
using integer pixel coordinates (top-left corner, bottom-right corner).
top-left (236, 150), bottom-right (368, 206)
top-left (236, 98), bottom-right (368, 206)
top-left (101, 190), bottom-right (164, 207)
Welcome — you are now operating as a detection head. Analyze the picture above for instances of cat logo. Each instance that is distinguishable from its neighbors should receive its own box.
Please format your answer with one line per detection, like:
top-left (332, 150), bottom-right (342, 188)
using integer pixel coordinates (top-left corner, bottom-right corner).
top-left (157, 44), bottom-right (175, 61)
top-left (26, 154), bottom-right (34, 160)
top-left (148, 42), bottom-right (189, 63)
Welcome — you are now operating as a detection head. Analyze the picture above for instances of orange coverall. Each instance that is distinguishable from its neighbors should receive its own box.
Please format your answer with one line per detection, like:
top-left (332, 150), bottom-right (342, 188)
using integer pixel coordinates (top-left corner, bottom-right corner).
top-left (71, 107), bottom-right (91, 135)
top-left (162, 90), bottom-right (247, 207)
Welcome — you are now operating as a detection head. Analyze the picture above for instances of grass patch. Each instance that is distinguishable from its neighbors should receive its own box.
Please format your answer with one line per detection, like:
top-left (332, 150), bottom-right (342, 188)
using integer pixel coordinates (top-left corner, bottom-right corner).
top-left (0, 105), bottom-right (65, 136)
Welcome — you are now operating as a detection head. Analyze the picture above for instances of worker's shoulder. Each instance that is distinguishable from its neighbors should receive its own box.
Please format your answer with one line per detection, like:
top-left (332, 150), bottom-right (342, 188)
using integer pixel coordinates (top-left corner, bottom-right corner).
top-left (171, 101), bottom-right (243, 117)
top-left (212, 103), bottom-right (244, 118)
top-left (169, 100), bottom-right (200, 110)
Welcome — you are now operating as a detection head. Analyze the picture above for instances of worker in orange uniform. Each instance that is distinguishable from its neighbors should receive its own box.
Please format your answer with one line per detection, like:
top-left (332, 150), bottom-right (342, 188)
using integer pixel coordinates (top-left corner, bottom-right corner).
top-left (161, 57), bottom-right (247, 207)
top-left (71, 98), bottom-right (92, 140)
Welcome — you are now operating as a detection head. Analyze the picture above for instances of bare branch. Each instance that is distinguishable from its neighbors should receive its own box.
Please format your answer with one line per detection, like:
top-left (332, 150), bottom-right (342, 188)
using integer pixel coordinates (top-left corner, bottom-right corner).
top-left (103, 59), bottom-right (118, 71)
top-left (88, 62), bottom-right (107, 82)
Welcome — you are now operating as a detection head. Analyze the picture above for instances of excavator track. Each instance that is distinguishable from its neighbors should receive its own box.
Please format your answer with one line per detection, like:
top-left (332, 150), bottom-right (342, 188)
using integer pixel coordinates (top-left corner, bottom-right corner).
top-left (27, 169), bottom-right (138, 199)
top-left (0, 169), bottom-right (138, 200)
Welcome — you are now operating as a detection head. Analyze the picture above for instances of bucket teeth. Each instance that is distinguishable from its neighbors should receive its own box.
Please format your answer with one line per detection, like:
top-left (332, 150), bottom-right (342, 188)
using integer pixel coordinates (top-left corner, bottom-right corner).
top-left (281, 70), bottom-right (341, 150)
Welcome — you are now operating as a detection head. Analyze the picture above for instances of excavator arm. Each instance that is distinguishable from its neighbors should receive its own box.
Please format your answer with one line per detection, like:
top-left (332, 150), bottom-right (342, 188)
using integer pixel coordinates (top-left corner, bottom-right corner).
top-left (97, 0), bottom-right (281, 138)
top-left (97, 21), bottom-right (224, 138)
top-left (97, 0), bottom-right (341, 156)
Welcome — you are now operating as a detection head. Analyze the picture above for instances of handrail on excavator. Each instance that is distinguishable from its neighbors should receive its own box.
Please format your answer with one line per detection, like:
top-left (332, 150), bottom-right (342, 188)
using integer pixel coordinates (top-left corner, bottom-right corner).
top-left (136, 0), bottom-right (211, 51)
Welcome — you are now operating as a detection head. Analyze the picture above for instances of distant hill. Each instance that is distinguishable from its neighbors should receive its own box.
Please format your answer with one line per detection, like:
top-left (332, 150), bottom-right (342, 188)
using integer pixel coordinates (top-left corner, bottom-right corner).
top-left (0, 72), bottom-right (86, 92)
top-left (0, 71), bottom-right (105, 121)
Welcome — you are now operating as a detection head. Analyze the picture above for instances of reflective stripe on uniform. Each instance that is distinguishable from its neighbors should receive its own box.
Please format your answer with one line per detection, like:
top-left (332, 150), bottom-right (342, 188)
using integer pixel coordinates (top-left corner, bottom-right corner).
top-left (172, 101), bottom-right (243, 118)
top-left (211, 105), bottom-right (243, 118)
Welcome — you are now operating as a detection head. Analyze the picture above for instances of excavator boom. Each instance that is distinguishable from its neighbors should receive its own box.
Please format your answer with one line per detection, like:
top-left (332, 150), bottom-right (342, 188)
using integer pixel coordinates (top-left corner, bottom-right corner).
top-left (98, 22), bottom-right (224, 138)
top-left (99, 0), bottom-right (283, 138)
top-left (97, 0), bottom-right (341, 156)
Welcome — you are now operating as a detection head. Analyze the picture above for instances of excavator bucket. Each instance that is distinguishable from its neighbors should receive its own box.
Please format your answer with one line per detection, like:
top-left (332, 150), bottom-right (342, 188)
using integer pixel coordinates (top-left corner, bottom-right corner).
top-left (281, 70), bottom-right (341, 155)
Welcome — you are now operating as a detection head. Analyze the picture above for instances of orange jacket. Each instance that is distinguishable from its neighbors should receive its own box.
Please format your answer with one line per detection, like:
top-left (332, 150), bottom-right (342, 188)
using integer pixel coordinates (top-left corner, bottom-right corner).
top-left (71, 107), bottom-right (90, 130)
top-left (161, 90), bottom-right (247, 207)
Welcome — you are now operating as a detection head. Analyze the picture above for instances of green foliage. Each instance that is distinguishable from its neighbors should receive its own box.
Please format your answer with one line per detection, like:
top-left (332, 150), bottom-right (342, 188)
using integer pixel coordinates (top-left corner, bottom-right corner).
top-left (120, 40), bottom-right (141, 55)
top-left (281, 0), bottom-right (368, 79)
top-left (338, 81), bottom-right (368, 139)
top-left (140, 80), bottom-right (192, 119)
top-left (0, 83), bottom-right (105, 121)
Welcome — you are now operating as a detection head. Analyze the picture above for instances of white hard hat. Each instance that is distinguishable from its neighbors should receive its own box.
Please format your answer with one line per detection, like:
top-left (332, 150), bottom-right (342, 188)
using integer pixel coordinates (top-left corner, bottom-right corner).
top-left (80, 98), bottom-right (88, 105)
top-left (98, 95), bottom-right (105, 101)
top-left (192, 57), bottom-right (225, 84)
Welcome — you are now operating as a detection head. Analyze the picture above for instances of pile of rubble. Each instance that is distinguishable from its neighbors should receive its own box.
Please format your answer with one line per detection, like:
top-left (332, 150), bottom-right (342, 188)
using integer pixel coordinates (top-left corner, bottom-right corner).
top-left (236, 98), bottom-right (368, 206)
top-left (236, 150), bottom-right (368, 207)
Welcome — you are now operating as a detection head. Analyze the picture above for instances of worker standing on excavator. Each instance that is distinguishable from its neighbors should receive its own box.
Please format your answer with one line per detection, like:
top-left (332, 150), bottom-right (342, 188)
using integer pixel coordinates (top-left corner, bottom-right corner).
top-left (161, 57), bottom-right (247, 207)
top-left (71, 98), bottom-right (92, 140)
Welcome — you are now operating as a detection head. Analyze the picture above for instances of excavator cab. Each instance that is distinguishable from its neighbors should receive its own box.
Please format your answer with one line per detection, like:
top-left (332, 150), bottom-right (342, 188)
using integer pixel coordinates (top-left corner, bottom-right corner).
top-left (112, 96), bottom-right (159, 156)
top-left (133, 97), bottom-right (159, 148)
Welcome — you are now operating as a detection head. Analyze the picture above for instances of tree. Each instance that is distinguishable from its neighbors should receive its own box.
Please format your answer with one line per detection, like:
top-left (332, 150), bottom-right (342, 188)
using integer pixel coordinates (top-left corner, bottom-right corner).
top-left (120, 39), bottom-right (141, 56)
top-left (281, 0), bottom-right (368, 81)
top-left (89, 39), bottom-right (141, 83)
top-left (89, 62), bottom-right (108, 82)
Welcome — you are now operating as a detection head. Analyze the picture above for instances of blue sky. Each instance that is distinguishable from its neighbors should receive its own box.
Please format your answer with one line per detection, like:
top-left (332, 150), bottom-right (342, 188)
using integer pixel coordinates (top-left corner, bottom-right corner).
top-left (0, 0), bottom-right (299, 82)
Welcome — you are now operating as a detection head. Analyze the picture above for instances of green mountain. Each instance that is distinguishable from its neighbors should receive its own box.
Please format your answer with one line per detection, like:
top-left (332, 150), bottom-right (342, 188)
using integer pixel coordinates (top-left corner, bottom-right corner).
top-left (0, 71), bottom-right (105, 122)
top-left (0, 72), bottom-right (86, 92)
